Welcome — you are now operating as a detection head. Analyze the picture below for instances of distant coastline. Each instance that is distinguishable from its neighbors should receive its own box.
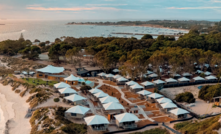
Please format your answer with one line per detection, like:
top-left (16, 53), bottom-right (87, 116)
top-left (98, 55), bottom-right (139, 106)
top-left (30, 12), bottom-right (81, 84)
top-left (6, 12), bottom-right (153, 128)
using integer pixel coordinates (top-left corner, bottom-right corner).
top-left (67, 23), bottom-right (189, 31)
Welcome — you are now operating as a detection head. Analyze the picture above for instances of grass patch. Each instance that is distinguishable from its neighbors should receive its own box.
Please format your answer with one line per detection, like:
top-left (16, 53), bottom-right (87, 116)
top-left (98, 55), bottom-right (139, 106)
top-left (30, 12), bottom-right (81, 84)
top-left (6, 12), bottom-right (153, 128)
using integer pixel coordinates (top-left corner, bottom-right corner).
top-left (54, 98), bottom-right (60, 102)
top-left (22, 78), bottom-right (57, 86)
top-left (174, 116), bottom-right (221, 134)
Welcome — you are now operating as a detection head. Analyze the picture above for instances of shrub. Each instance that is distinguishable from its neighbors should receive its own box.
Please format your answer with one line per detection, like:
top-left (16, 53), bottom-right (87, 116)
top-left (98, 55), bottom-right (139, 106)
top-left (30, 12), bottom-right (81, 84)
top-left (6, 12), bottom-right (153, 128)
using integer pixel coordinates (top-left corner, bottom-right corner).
top-left (175, 92), bottom-right (195, 103)
top-left (54, 98), bottom-right (60, 102)
top-left (15, 90), bottom-right (21, 93)
top-left (80, 85), bottom-right (91, 93)
top-left (131, 128), bottom-right (169, 134)
top-left (199, 84), bottom-right (221, 101)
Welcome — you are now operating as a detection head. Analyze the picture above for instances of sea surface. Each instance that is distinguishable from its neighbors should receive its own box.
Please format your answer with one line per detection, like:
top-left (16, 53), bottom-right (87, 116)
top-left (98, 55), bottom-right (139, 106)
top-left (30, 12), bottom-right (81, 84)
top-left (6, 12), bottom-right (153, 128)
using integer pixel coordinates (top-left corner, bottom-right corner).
top-left (0, 20), bottom-right (188, 42)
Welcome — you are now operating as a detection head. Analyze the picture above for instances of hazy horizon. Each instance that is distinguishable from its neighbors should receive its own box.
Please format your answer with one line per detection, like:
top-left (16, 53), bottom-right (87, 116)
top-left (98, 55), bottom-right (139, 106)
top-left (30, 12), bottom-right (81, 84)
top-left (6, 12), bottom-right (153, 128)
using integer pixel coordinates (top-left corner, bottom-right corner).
top-left (1, 0), bottom-right (221, 20)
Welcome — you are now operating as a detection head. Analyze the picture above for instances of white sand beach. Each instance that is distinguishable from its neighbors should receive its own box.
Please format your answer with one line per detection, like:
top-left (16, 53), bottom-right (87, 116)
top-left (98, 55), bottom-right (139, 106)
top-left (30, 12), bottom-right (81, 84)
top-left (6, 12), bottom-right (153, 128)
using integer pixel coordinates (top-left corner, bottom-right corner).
top-left (0, 84), bottom-right (31, 134)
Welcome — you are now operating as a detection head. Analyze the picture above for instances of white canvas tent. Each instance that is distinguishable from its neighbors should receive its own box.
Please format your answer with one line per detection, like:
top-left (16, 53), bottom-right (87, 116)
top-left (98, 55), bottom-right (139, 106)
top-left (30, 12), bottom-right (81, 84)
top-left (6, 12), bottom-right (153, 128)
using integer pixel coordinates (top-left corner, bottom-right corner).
top-left (112, 69), bottom-right (120, 73)
top-left (193, 76), bottom-right (205, 81)
top-left (99, 96), bottom-right (119, 104)
top-left (94, 91), bottom-right (109, 98)
top-left (64, 94), bottom-right (87, 102)
top-left (137, 90), bottom-right (152, 96)
top-left (152, 79), bottom-right (165, 85)
top-left (103, 102), bottom-right (124, 110)
top-left (58, 87), bottom-right (77, 94)
top-left (169, 108), bottom-right (189, 115)
top-left (161, 102), bottom-right (177, 109)
top-left (148, 93), bottom-right (163, 99)
top-left (165, 78), bottom-right (178, 84)
top-left (205, 75), bottom-right (217, 80)
top-left (204, 71), bottom-right (212, 76)
top-left (65, 105), bottom-right (90, 115)
top-left (156, 98), bottom-right (172, 104)
top-left (178, 77), bottom-right (190, 82)
top-left (84, 115), bottom-right (109, 125)
top-left (64, 74), bottom-right (79, 81)
top-left (97, 72), bottom-right (106, 77)
top-left (126, 81), bottom-right (137, 86)
top-left (54, 82), bottom-right (71, 89)
top-left (89, 88), bottom-right (103, 94)
top-left (114, 113), bottom-right (140, 123)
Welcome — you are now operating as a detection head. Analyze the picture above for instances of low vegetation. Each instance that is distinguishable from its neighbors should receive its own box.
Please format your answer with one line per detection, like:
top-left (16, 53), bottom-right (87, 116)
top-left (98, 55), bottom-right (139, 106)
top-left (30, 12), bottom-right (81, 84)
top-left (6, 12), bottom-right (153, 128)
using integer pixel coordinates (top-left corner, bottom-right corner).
top-left (22, 78), bottom-right (57, 86)
top-left (30, 107), bottom-right (87, 134)
top-left (174, 116), bottom-right (221, 134)
top-left (175, 92), bottom-right (195, 103)
top-left (199, 84), bottom-right (221, 101)
top-left (130, 128), bottom-right (169, 134)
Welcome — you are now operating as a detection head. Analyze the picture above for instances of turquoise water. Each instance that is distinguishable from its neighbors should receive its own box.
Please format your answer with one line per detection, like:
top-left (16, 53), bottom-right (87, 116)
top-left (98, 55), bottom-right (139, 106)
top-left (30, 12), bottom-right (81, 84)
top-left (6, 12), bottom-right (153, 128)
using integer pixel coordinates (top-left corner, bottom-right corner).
top-left (198, 86), bottom-right (203, 89)
top-left (0, 20), bottom-right (188, 42)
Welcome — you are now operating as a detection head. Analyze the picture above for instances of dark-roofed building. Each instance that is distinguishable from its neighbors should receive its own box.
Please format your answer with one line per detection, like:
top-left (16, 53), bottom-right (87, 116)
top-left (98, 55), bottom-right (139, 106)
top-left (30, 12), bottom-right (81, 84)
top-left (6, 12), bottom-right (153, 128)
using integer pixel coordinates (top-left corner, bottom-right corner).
top-left (77, 67), bottom-right (103, 77)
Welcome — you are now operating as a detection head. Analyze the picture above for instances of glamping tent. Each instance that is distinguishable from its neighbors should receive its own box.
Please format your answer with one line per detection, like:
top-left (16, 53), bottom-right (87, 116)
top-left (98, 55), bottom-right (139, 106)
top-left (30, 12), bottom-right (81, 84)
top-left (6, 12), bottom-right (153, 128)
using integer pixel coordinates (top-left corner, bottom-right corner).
top-left (169, 108), bottom-right (189, 119)
top-left (54, 82), bottom-right (71, 89)
top-left (36, 65), bottom-right (64, 79)
top-left (58, 87), bottom-right (77, 96)
top-left (65, 105), bottom-right (90, 119)
top-left (64, 74), bottom-right (79, 85)
top-left (116, 77), bottom-right (128, 85)
top-left (84, 115), bottom-right (109, 131)
top-left (64, 94), bottom-right (87, 105)
top-left (114, 113), bottom-right (140, 129)
top-left (165, 78), bottom-right (178, 84)
top-left (130, 84), bottom-right (144, 92)
top-left (140, 81), bottom-right (154, 89)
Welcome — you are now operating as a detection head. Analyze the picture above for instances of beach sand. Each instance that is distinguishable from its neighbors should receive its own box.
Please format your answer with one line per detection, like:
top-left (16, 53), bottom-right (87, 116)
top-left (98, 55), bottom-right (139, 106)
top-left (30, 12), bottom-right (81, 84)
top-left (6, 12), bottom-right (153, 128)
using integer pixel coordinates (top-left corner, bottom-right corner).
top-left (0, 84), bottom-right (31, 134)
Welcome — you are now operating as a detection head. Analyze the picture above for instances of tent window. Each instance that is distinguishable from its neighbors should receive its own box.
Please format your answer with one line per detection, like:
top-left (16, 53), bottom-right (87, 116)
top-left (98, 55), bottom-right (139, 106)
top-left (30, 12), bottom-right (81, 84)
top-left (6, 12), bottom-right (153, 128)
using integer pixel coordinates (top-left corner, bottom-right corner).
top-left (71, 113), bottom-right (77, 116)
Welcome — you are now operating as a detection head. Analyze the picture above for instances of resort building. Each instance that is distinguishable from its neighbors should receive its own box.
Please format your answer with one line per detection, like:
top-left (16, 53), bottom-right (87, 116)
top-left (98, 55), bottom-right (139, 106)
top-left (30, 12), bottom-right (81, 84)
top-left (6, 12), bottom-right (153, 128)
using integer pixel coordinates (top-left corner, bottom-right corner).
top-left (147, 93), bottom-right (163, 102)
top-left (178, 77), bottom-right (190, 83)
top-left (137, 90), bottom-right (152, 99)
top-left (102, 102), bottom-right (125, 119)
top-left (148, 73), bottom-right (158, 80)
top-left (58, 87), bottom-right (77, 97)
top-left (156, 97), bottom-right (172, 104)
top-left (160, 102), bottom-right (177, 112)
top-left (85, 80), bottom-right (94, 88)
top-left (64, 94), bottom-right (87, 105)
top-left (93, 91), bottom-right (109, 101)
top-left (140, 81), bottom-right (154, 89)
top-left (193, 76), bottom-right (205, 82)
top-left (116, 77), bottom-right (128, 85)
top-left (112, 69), bottom-right (120, 74)
top-left (205, 75), bottom-right (218, 81)
top-left (114, 113), bottom-right (140, 129)
top-left (77, 67), bottom-right (103, 77)
top-left (165, 78), bottom-right (178, 84)
top-left (152, 79), bottom-right (165, 86)
top-left (172, 73), bottom-right (181, 79)
top-left (204, 71), bottom-right (212, 76)
top-left (84, 115), bottom-right (109, 131)
top-left (125, 81), bottom-right (137, 89)
top-left (113, 74), bottom-right (122, 82)
top-left (89, 88), bottom-right (103, 94)
top-left (130, 83), bottom-right (144, 92)
top-left (169, 108), bottom-right (189, 119)
top-left (105, 74), bottom-right (114, 81)
top-left (99, 96), bottom-right (119, 104)
top-left (36, 65), bottom-right (64, 79)
top-left (65, 105), bottom-right (90, 119)
top-left (97, 72), bottom-right (107, 79)
top-left (64, 74), bottom-right (79, 85)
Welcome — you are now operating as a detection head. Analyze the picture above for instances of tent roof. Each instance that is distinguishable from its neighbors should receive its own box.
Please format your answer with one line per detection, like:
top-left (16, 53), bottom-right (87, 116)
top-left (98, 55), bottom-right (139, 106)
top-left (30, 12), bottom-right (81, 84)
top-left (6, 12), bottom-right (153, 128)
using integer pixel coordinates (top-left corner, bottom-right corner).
top-left (78, 78), bottom-right (85, 82)
top-left (161, 102), bottom-right (177, 109)
top-left (89, 88), bottom-right (102, 94)
top-left (64, 74), bottom-right (79, 81)
top-left (54, 82), bottom-right (71, 89)
top-left (84, 115), bottom-right (109, 125)
top-left (196, 70), bottom-right (203, 73)
top-left (156, 98), bottom-right (172, 104)
top-left (140, 81), bottom-right (154, 86)
top-left (205, 75), bottom-right (217, 80)
top-left (94, 91), bottom-right (109, 98)
top-left (153, 79), bottom-right (165, 84)
top-left (204, 71), bottom-right (212, 76)
top-left (103, 102), bottom-right (124, 110)
top-left (126, 81), bottom-right (137, 86)
top-left (97, 72), bottom-right (106, 76)
top-left (117, 77), bottom-right (128, 82)
top-left (113, 74), bottom-right (122, 79)
top-left (130, 84), bottom-right (144, 89)
top-left (36, 65), bottom-right (64, 73)
top-left (148, 73), bottom-right (158, 77)
top-left (148, 93), bottom-right (163, 99)
top-left (193, 76), bottom-right (205, 81)
top-left (165, 78), bottom-right (178, 83)
top-left (114, 113), bottom-right (140, 123)
top-left (178, 77), bottom-right (190, 82)
top-left (173, 74), bottom-right (181, 77)
top-left (64, 94), bottom-right (86, 102)
top-left (99, 96), bottom-right (119, 104)
top-left (182, 72), bottom-right (192, 76)
top-left (113, 69), bottom-right (120, 73)
top-left (169, 108), bottom-right (189, 115)
top-left (58, 87), bottom-right (77, 94)
top-left (105, 74), bottom-right (114, 78)
top-left (65, 105), bottom-right (89, 114)
top-left (137, 90), bottom-right (152, 95)
top-left (147, 70), bottom-right (153, 75)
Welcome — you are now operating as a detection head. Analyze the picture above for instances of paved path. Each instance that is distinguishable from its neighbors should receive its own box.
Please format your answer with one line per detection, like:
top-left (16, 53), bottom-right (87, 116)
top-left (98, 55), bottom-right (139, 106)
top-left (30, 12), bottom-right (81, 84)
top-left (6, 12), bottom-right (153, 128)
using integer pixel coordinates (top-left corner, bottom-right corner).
top-left (162, 123), bottom-right (181, 134)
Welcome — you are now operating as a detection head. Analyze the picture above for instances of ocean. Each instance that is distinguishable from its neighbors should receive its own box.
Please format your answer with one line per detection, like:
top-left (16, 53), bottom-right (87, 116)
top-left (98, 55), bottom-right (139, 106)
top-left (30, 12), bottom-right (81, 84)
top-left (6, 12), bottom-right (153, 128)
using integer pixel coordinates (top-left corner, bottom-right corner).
top-left (0, 20), bottom-right (188, 42)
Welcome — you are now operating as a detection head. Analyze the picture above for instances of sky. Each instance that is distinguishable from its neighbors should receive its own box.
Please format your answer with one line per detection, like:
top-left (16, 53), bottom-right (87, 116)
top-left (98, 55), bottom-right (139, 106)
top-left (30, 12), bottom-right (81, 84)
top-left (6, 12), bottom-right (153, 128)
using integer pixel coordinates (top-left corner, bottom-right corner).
top-left (1, 0), bottom-right (221, 20)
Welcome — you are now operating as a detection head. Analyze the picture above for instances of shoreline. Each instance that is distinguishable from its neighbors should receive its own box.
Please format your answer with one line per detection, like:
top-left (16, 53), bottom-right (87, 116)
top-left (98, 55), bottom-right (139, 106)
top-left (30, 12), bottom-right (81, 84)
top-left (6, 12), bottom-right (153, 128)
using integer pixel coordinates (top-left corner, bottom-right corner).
top-left (0, 84), bottom-right (31, 134)
top-left (67, 23), bottom-right (189, 32)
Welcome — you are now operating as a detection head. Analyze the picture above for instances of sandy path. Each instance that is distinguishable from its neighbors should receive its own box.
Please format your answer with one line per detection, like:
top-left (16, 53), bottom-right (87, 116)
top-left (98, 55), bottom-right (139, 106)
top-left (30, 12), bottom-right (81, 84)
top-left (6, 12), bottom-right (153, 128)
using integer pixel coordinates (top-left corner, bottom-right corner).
top-left (0, 84), bottom-right (31, 134)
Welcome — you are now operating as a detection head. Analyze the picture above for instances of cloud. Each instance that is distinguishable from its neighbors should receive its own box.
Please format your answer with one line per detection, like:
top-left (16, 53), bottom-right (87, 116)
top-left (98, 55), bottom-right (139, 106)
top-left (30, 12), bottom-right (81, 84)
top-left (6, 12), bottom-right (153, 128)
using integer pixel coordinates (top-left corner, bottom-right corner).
top-left (167, 6), bottom-right (221, 9)
top-left (86, 4), bottom-right (128, 6)
top-left (27, 6), bottom-right (121, 11)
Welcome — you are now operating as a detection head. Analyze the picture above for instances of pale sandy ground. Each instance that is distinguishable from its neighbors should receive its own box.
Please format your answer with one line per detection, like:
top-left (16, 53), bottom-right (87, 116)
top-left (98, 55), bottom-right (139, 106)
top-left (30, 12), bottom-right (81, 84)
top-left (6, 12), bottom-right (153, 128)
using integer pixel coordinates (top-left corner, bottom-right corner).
top-left (0, 84), bottom-right (31, 134)
top-left (161, 84), bottom-right (221, 115)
